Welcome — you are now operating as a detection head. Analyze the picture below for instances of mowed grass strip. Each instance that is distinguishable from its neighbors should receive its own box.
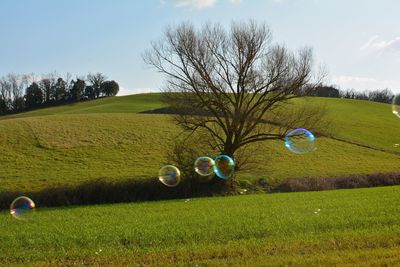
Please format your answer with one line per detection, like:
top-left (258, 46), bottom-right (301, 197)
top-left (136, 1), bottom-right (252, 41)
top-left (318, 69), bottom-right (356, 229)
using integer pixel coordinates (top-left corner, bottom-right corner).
top-left (0, 186), bottom-right (399, 266)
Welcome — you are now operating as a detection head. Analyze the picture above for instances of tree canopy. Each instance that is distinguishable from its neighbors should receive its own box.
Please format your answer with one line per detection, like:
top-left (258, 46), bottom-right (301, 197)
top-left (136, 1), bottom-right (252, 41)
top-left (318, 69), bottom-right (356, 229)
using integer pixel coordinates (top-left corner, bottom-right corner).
top-left (144, 21), bottom-right (326, 158)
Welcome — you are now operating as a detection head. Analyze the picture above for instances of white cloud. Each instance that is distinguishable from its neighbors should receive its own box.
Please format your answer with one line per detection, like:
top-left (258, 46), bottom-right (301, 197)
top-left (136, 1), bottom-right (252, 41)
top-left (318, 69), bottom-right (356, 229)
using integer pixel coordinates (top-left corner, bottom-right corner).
top-left (360, 35), bottom-right (400, 54)
top-left (174, 0), bottom-right (217, 9)
top-left (332, 75), bottom-right (400, 92)
top-left (360, 35), bottom-right (379, 50)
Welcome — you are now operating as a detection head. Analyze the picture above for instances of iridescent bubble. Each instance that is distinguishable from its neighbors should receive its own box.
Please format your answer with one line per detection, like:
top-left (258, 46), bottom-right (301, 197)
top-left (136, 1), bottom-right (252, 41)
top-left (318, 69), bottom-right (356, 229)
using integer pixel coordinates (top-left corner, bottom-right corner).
top-left (284, 128), bottom-right (316, 154)
top-left (392, 94), bottom-right (400, 118)
top-left (194, 157), bottom-right (215, 176)
top-left (214, 155), bottom-right (235, 179)
top-left (10, 196), bottom-right (35, 220)
top-left (159, 165), bottom-right (181, 187)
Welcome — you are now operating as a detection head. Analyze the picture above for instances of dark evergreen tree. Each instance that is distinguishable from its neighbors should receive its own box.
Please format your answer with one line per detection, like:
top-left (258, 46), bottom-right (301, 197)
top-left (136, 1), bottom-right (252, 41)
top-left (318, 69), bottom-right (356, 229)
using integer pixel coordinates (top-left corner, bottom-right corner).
top-left (13, 96), bottom-right (25, 111)
top-left (0, 96), bottom-right (7, 114)
top-left (84, 85), bottom-right (96, 99)
top-left (53, 78), bottom-right (66, 102)
top-left (39, 78), bottom-right (55, 103)
top-left (25, 82), bottom-right (43, 108)
top-left (70, 79), bottom-right (85, 102)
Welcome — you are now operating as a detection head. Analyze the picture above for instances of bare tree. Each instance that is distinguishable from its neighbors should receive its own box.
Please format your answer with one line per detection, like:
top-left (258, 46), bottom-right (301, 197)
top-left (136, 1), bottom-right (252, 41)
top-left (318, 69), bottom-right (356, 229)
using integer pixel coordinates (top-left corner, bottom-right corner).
top-left (87, 72), bottom-right (107, 98)
top-left (144, 21), bottom-right (326, 160)
top-left (7, 73), bottom-right (26, 111)
top-left (39, 78), bottom-right (52, 103)
top-left (0, 77), bottom-right (12, 113)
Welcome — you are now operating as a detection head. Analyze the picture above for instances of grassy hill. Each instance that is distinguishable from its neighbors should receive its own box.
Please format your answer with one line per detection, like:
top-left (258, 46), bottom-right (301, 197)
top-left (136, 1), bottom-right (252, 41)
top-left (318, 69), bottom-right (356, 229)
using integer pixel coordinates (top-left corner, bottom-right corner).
top-left (1, 94), bottom-right (400, 265)
top-left (0, 93), bottom-right (165, 120)
top-left (297, 97), bottom-right (400, 151)
top-left (4, 93), bottom-right (400, 151)
top-left (1, 186), bottom-right (399, 265)
top-left (0, 94), bottom-right (400, 193)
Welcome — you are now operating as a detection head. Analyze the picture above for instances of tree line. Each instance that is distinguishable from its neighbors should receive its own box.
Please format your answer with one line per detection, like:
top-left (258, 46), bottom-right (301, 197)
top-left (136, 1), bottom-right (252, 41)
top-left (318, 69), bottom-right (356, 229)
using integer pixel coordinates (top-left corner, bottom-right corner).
top-left (339, 88), bottom-right (393, 104)
top-left (0, 72), bottom-right (119, 115)
top-left (304, 85), bottom-right (395, 104)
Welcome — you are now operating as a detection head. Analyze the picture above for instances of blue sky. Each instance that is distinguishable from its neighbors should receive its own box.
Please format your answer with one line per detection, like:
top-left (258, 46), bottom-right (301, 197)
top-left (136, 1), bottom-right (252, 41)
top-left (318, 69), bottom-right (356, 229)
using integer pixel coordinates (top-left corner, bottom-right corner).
top-left (0, 0), bottom-right (399, 95)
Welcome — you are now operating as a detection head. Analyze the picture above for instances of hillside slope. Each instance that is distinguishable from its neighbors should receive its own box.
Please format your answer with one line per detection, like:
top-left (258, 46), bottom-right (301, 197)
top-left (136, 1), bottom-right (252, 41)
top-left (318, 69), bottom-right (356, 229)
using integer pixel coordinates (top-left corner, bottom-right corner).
top-left (3, 94), bottom-right (399, 152)
top-left (0, 93), bottom-right (165, 120)
top-left (0, 94), bottom-right (399, 193)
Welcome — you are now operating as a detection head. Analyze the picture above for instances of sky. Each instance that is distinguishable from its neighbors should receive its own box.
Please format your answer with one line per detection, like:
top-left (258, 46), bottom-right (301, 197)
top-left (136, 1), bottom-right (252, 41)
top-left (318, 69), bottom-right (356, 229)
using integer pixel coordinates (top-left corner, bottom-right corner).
top-left (0, 0), bottom-right (399, 95)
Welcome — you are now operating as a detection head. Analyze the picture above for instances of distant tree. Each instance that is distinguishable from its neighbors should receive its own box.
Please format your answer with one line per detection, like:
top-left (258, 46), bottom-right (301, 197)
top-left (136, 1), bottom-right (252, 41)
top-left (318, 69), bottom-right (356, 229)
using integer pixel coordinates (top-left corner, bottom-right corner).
top-left (0, 77), bottom-right (11, 113)
top-left (25, 82), bottom-right (43, 108)
top-left (315, 86), bottom-right (340, 98)
top-left (0, 71), bottom-right (118, 116)
top-left (64, 73), bottom-right (73, 99)
top-left (298, 85), bottom-right (339, 98)
top-left (356, 91), bottom-right (368, 100)
top-left (70, 79), bottom-right (85, 102)
top-left (39, 78), bottom-right (53, 103)
top-left (101, 80), bottom-right (119, 96)
top-left (0, 96), bottom-right (7, 114)
top-left (339, 88), bottom-right (392, 103)
top-left (339, 89), bottom-right (366, 100)
top-left (368, 89), bottom-right (393, 103)
top-left (13, 96), bottom-right (25, 111)
top-left (53, 77), bottom-right (67, 102)
top-left (7, 74), bottom-right (26, 111)
top-left (84, 85), bottom-right (96, 99)
top-left (87, 73), bottom-right (107, 98)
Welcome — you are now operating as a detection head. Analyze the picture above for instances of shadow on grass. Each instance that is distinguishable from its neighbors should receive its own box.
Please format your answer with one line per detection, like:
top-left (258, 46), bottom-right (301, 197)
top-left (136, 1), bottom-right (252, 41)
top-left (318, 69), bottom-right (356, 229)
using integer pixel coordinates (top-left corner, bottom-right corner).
top-left (0, 177), bottom-right (235, 210)
top-left (273, 172), bottom-right (400, 192)
top-left (2, 172), bottom-right (400, 210)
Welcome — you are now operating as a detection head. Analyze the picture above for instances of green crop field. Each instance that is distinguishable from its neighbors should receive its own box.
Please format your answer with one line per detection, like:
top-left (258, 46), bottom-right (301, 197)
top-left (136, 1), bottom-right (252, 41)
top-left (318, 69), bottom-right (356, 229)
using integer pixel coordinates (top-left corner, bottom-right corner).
top-left (0, 94), bottom-right (400, 193)
top-left (1, 186), bottom-right (399, 266)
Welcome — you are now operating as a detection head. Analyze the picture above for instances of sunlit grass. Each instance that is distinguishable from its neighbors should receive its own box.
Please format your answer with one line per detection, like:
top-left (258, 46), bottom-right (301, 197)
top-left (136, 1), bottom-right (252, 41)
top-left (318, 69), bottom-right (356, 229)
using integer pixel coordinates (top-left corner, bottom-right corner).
top-left (1, 95), bottom-right (400, 193)
top-left (1, 186), bottom-right (399, 265)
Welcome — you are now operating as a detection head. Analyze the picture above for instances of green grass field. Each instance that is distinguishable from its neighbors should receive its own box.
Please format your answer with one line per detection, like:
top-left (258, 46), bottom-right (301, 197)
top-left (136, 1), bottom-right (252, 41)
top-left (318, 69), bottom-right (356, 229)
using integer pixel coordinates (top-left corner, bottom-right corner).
top-left (1, 94), bottom-right (400, 265)
top-left (1, 186), bottom-right (399, 266)
top-left (294, 97), bottom-right (400, 151)
top-left (1, 94), bottom-right (400, 193)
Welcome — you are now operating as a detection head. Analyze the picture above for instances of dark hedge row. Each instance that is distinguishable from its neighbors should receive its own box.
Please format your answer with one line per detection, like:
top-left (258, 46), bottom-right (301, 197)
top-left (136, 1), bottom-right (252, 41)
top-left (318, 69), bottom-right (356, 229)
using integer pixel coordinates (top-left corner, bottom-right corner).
top-left (1, 172), bottom-right (400, 210)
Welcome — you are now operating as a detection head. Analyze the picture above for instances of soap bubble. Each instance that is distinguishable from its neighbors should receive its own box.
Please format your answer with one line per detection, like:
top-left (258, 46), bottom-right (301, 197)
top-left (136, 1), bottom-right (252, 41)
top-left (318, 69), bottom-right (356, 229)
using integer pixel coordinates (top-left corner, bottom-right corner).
top-left (284, 128), bottom-right (316, 154)
top-left (159, 165), bottom-right (181, 187)
top-left (214, 155), bottom-right (235, 179)
top-left (392, 94), bottom-right (400, 118)
top-left (194, 157), bottom-right (215, 176)
top-left (10, 196), bottom-right (35, 220)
